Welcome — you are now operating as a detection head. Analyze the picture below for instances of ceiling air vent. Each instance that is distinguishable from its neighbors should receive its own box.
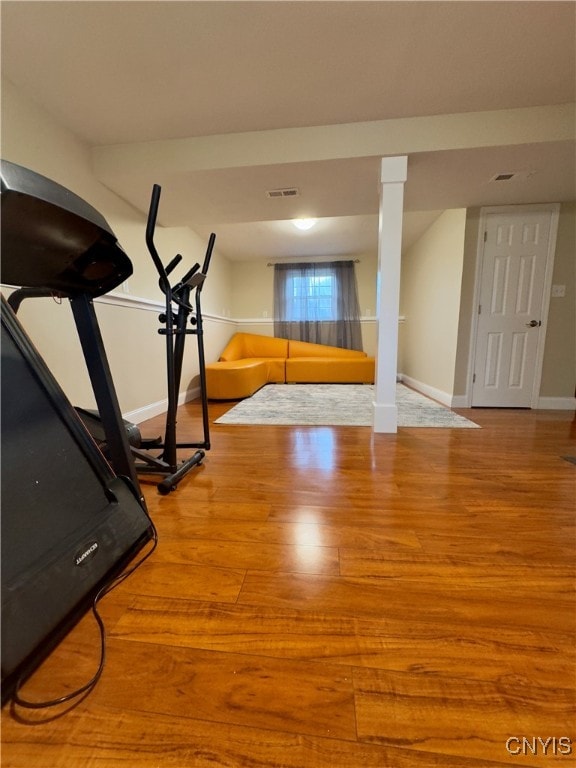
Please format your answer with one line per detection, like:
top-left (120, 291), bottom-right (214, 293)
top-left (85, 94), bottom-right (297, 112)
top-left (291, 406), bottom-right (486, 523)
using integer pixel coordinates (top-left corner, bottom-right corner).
top-left (490, 172), bottom-right (517, 182)
top-left (266, 187), bottom-right (300, 198)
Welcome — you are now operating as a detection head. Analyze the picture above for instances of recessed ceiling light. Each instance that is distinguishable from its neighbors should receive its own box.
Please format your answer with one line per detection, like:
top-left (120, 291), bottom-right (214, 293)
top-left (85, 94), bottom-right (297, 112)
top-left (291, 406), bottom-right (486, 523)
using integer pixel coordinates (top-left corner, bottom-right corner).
top-left (293, 218), bottom-right (317, 231)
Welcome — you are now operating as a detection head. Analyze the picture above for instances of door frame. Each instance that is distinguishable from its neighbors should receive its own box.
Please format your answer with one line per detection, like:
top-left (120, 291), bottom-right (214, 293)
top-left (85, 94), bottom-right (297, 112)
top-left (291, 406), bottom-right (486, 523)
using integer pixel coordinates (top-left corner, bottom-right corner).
top-left (465, 203), bottom-right (560, 408)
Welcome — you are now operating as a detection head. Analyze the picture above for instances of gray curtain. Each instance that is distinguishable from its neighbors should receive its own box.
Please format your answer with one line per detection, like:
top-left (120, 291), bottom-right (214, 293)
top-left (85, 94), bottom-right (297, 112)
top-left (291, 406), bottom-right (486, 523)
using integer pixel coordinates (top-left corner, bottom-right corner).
top-left (273, 260), bottom-right (362, 350)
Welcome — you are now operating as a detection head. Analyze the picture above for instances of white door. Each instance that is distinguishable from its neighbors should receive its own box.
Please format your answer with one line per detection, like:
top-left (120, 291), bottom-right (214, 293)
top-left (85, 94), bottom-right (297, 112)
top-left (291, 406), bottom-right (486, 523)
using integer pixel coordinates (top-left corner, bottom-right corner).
top-left (471, 206), bottom-right (559, 407)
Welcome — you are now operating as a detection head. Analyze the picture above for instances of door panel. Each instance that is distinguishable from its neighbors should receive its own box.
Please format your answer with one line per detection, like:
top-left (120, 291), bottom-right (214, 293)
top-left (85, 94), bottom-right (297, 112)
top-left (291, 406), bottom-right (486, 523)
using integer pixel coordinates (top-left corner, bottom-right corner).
top-left (472, 209), bottom-right (555, 407)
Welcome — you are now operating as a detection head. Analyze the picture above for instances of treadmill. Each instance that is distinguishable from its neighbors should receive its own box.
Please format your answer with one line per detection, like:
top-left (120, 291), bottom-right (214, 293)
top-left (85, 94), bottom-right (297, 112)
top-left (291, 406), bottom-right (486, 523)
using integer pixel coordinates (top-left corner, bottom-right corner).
top-left (1, 160), bottom-right (154, 704)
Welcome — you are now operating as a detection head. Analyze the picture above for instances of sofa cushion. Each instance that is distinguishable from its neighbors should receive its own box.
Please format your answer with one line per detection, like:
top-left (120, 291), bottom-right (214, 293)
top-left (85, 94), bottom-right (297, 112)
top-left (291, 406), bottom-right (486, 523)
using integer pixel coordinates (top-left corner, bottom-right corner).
top-left (288, 339), bottom-right (367, 359)
top-left (286, 357), bottom-right (375, 384)
top-left (206, 359), bottom-right (269, 400)
top-left (219, 333), bottom-right (288, 362)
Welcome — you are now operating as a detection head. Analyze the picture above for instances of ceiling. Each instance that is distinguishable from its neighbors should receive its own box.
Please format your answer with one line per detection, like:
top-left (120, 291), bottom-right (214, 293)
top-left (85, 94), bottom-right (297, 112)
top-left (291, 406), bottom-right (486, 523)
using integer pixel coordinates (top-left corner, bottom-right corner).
top-left (2, 1), bottom-right (575, 261)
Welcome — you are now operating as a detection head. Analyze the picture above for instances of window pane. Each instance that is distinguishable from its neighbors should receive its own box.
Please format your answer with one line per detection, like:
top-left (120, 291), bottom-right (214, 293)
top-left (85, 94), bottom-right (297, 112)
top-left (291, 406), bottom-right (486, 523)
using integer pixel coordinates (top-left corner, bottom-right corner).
top-left (286, 274), bottom-right (337, 320)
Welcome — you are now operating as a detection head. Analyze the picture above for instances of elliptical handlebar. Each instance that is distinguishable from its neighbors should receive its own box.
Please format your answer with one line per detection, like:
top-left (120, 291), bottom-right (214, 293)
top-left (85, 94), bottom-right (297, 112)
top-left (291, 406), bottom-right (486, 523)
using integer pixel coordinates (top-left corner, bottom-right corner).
top-left (179, 262), bottom-right (201, 287)
top-left (146, 184), bottom-right (215, 302)
top-left (146, 184), bottom-right (171, 295)
top-left (202, 232), bottom-right (216, 279)
top-left (165, 254), bottom-right (183, 277)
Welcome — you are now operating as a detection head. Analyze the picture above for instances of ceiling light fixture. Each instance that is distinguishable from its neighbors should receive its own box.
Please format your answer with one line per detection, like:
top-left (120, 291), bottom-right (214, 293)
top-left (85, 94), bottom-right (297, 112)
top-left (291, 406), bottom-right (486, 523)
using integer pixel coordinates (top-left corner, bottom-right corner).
top-left (293, 218), bottom-right (317, 231)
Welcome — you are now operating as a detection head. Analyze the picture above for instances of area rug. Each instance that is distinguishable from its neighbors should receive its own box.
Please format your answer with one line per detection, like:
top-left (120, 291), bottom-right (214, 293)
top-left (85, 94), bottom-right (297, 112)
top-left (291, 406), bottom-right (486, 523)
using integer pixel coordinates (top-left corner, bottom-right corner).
top-left (215, 384), bottom-right (480, 428)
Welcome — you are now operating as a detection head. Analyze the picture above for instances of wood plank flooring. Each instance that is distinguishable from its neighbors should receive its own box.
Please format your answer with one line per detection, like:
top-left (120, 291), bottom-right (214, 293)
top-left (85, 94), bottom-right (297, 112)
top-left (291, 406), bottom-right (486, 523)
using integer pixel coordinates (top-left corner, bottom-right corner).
top-left (2, 400), bottom-right (575, 767)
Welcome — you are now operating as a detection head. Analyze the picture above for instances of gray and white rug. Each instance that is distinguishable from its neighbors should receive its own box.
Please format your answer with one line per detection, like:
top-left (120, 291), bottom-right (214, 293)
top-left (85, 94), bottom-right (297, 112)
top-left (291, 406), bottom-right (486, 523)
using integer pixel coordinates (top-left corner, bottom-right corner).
top-left (215, 384), bottom-right (480, 428)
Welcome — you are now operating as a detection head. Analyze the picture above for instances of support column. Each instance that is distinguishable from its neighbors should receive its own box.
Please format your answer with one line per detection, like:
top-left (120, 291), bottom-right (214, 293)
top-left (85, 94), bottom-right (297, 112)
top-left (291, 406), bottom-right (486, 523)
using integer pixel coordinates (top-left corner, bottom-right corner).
top-left (373, 156), bottom-right (407, 433)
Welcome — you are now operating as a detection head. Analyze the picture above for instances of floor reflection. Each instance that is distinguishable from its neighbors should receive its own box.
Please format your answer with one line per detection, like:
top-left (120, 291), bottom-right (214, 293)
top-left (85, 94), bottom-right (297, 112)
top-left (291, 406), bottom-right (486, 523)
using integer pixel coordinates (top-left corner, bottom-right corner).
top-left (289, 430), bottom-right (336, 565)
top-left (293, 518), bottom-right (325, 571)
top-left (291, 428), bottom-right (336, 471)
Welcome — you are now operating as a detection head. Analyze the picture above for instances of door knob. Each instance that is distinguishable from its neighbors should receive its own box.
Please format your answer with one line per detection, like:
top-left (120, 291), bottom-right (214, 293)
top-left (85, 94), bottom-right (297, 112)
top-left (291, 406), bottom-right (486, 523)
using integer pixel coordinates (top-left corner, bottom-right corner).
top-left (525, 320), bottom-right (541, 327)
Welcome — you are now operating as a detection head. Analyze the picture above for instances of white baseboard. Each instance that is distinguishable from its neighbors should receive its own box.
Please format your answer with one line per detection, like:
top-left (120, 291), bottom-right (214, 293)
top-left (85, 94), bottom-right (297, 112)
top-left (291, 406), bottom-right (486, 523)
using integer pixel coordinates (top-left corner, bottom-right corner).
top-left (537, 396), bottom-right (576, 410)
top-left (398, 374), bottom-right (452, 407)
top-left (398, 376), bottom-right (576, 411)
top-left (123, 387), bottom-right (200, 425)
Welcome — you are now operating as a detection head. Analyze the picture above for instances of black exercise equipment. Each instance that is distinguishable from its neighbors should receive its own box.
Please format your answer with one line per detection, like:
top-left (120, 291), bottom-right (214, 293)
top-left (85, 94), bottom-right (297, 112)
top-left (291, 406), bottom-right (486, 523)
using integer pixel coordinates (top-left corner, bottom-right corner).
top-left (1, 161), bottom-right (133, 298)
top-left (1, 296), bottom-right (154, 705)
top-left (75, 406), bottom-right (143, 454)
top-left (1, 159), bottom-right (142, 501)
top-left (1, 161), bottom-right (214, 495)
top-left (129, 184), bottom-right (214, 494)
top-left (1, 161), bottom-right (156, 703)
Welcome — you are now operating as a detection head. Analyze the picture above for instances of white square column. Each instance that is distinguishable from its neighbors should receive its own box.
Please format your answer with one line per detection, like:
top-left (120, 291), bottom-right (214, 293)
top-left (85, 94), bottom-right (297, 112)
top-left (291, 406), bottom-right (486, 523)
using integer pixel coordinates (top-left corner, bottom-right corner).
top-left (373, 156), bottom-right (407, 433)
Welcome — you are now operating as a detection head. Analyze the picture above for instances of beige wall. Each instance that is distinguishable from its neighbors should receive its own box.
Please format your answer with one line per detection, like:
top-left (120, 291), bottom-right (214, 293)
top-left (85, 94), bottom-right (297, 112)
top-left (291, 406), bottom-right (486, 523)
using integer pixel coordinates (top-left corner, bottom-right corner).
top-left (540, 202), bottom-right (576, 397)
top-left (231, 260), bottom-right (273, 320)
top-left (1, 78), bottom-right (235, 417)
top-left (400, 209), bottom-right (467, 395)
top-left (453, 208), bottom-right (482, 396)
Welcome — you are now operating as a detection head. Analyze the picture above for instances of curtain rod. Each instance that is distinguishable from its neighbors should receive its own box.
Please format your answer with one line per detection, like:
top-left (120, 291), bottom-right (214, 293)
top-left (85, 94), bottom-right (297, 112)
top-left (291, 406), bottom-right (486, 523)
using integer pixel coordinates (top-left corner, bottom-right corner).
top-left (267, 259), bottom-right (360, 266)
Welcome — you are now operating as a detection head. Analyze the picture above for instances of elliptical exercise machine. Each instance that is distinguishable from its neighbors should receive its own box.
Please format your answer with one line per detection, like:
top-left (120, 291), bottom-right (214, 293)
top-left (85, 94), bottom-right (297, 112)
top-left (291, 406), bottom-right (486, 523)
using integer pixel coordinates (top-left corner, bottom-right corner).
top-left (130, 184), bottom-right (215, 494)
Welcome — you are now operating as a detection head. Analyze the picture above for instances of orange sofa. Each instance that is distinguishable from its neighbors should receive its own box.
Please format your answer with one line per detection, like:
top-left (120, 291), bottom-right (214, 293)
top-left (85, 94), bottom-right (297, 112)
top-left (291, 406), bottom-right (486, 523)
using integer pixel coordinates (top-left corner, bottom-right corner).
top-left (206, 332), bottom-right (375, 399)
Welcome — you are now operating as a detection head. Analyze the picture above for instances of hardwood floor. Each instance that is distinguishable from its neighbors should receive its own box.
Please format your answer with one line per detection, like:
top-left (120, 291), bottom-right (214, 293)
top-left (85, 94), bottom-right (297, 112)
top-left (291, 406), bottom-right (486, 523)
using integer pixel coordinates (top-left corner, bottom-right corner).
top-left (2, 400), bottom-right (575, 767)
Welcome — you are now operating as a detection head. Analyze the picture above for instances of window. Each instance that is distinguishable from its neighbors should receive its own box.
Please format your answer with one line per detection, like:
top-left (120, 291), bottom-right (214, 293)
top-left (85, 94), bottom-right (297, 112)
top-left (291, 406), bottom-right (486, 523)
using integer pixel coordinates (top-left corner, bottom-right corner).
top-left (273, 260), bottom-right (362, 350)
top-left (285, 272), bottom-right (337, 322)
